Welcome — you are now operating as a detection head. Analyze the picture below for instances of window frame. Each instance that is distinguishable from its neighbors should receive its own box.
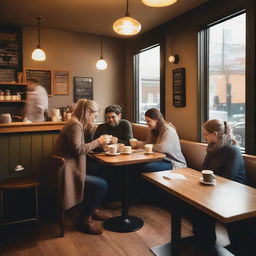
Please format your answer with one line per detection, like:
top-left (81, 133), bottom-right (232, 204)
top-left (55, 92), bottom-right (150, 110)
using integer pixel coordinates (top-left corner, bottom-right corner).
top-left (198, 10), bottom-right (256, 154)
top-left (133, 43), bottom-right (165, 124)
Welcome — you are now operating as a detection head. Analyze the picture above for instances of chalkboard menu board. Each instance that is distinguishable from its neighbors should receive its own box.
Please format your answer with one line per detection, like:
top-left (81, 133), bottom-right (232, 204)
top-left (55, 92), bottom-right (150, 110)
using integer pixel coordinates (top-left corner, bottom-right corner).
top-left (173, 68), bottom-right (186, 107)
top-left (0, 26), bottom-right (22, 70)
top-left (25, 69), bottom-right (52, 95)
top-left (74, 77), bottom-right (93, 102)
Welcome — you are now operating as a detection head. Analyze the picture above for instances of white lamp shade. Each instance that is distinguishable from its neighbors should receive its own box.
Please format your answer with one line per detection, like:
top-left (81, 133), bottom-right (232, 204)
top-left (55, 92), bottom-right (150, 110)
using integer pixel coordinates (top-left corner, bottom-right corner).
top-left (32, 48), bottom-right (46, 61)
top-left (142, 0), bottom-right (177, 7)
top-left (113, 16), bottom-right (141, 36)
top-left (96, 58), bottom-right (107, 70)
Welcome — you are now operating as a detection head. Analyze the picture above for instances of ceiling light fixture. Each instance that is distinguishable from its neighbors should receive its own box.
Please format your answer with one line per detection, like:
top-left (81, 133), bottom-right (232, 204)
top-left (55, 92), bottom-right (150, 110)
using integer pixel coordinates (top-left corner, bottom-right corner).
top-left (96, 38), bottom-right (107, 70)
top-left (31, 16), bottom-right (46, 61)
top-left (141, 0), bottom-right (177, 7)
top-left (113, 0), bottom-right (141, 36)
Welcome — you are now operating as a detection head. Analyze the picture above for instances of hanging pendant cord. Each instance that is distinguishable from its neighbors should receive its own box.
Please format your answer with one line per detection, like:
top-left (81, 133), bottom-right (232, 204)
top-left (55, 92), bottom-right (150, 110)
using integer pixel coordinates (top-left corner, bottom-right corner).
top-left (126, 0), bottom-right (130, 16)
top-left (37, 17), bottom-right (41, 48)
top-left (100, 38), bottom-right (103, 58)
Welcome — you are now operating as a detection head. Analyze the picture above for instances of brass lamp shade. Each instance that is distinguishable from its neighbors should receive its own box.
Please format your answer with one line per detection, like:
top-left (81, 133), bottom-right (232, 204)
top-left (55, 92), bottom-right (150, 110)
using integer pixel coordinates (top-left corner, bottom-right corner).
top-left (113, 16), bottom-right (141, 36)
top-left (142, 0), bottom-right (177, 7)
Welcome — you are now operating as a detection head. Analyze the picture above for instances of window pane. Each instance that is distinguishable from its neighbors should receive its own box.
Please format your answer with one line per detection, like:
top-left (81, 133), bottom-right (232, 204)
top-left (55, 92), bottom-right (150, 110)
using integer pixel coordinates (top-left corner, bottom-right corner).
top-left (136, 46), bottom-right (160, 123)
top-left (208, 13), bottom-right (246, 148)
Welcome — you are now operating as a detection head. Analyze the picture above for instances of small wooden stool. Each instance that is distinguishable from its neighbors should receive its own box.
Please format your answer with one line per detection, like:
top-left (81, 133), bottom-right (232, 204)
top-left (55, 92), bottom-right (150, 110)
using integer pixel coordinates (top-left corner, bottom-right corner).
top-left (0, 176), bottom-right (39, 227)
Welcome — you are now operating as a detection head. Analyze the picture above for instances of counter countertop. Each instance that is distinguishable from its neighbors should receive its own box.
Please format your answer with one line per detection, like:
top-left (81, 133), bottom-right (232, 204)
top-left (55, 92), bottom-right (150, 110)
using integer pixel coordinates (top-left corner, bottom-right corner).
top-left (0, 121), bottom-right (65, 133)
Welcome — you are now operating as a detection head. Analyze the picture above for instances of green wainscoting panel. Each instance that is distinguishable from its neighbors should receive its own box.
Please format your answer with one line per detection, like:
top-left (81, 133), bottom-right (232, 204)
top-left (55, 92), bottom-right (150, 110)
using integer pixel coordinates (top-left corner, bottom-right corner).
top-left (0, 131), bottom-right (60, 183)
top-left (0, 135), bottom-right (9, 182)
top-left (9, 135), bottom-right (21, 174)
top-left (20, 134), bottom-right (32, 176)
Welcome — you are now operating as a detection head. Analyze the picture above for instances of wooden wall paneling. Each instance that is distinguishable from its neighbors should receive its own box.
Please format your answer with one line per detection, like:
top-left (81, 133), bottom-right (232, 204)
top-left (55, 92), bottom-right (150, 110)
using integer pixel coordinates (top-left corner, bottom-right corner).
top-left (52, 132), bottom-right (59, 145)
top-left (9, 134), bottom-right (20, 176)
top-left (20, 133), bottom-right (32, 175)
top-left (31, 133), bottom-right (43, 176)
top-left (42, 132), bottom-right (53, 172)
top-left (0, 135), bottom-right (9, 182)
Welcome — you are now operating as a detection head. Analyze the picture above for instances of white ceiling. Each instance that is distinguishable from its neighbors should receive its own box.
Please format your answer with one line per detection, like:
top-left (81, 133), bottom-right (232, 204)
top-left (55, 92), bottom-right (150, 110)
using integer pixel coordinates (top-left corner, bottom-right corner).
top-left (0, 0), bottom-right (208, 37)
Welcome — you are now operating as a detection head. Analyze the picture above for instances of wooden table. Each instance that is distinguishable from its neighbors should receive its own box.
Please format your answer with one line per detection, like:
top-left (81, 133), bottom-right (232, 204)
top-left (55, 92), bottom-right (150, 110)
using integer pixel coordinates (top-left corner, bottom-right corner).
top-left (143, 168), bottom-right (256, 256)
top-left (90, 150), bottom-right (165, 232)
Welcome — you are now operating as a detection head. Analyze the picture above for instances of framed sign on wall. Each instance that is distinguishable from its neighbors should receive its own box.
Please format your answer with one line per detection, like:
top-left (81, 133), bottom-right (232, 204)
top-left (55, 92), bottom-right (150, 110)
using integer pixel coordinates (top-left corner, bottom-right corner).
top-left (25, 68), bottom-right (52, 95)
top-left (173, 67), bottom-right (186, 107)
top-left (53, 71), bottom-right (69, 95)
top-left (74, 77), bottom-right (93, 102)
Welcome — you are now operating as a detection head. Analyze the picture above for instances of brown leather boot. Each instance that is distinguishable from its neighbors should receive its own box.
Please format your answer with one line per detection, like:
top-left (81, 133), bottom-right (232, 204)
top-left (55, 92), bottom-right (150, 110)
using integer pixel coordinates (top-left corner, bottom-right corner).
top-left (81, 216), bottom-right (103, 235)
top-left (92, 209), bottom-right (111, 221)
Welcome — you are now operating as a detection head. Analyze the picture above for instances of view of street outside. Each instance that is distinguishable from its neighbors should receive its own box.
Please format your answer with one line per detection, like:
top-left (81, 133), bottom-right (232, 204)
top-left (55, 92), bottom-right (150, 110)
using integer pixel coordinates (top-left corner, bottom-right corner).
top-left (137, 46), bottom-right (160, 123)
top-left (208, 13), bottom-right (245, 148)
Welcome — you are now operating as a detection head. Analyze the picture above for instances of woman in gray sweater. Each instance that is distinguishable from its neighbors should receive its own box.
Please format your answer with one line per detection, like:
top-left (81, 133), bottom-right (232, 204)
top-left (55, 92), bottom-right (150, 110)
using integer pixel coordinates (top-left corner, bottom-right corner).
top-left (136, 108), bottom-right (187, 171)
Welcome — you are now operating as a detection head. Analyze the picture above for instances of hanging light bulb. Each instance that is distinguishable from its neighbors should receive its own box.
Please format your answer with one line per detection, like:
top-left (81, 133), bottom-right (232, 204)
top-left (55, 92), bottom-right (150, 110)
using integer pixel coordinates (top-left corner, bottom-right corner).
top-left (96, 38), bottom-right (107, 70)
top-left (32, 16), bottom-right (46, 61)
top-left (113, 0), bottom-right (141, 36)
top-left (141, 0), bottom-right (177, 7)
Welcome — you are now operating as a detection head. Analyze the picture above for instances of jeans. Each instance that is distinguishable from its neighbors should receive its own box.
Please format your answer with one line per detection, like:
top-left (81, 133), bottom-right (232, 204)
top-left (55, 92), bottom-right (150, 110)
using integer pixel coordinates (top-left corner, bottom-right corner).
top-left (137, 160), bottom-right (173, 173)
top-left (80, 175), bottom-right (108, 216)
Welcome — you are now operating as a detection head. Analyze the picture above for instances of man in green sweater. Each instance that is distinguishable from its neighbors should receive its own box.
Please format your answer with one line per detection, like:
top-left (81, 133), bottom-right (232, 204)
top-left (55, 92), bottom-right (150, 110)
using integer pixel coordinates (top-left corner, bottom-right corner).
top-left (94, 104), bottom-right (133, 146)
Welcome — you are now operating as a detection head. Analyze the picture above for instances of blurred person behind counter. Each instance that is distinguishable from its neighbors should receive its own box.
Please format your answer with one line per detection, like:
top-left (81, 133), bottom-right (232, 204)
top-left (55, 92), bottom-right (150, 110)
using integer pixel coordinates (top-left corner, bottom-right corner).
top-left (24, 78), bottom-right (48, 122)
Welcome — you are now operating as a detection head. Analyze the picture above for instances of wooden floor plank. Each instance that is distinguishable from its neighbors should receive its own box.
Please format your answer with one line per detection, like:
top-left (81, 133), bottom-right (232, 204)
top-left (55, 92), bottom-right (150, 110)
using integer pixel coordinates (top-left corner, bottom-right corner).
top-left (0, 203), bottom-right (228, 256)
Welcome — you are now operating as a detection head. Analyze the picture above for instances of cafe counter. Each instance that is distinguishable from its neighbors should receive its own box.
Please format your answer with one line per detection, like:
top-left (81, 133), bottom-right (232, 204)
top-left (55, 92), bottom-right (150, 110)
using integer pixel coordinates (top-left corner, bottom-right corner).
top-left (0, 121), bottom-right (65, 183)
top-left (0, 121), bottom-right (65, 134)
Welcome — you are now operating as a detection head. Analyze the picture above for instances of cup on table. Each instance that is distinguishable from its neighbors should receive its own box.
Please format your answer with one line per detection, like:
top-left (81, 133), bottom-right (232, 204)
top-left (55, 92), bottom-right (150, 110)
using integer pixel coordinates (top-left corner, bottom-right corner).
top-left (201, 170), bottom-right (215, 183)
top-left (108, 144), bottom-right (118, 154)
top-left (129, 138), bottom-right (138, 148)
top-left (117, 143), bottom-right (125, 152)
top-left (144, 144), bottom-right (153, 153)
top-left (122, 146), bottom-right (132, 154)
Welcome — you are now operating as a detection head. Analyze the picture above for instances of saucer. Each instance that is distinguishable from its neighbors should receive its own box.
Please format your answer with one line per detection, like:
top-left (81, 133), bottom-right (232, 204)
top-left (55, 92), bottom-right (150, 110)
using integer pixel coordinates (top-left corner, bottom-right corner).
top-left (105, 151), bottom-right (120, 156)
top-left (145, 151), bottom-right (154, 154)
top-left (200, 177), bottom-right (216, 185)
top-left (121, 152), bottom-right (132, 155)
top-left (14, 167), bottom-right (24, 171)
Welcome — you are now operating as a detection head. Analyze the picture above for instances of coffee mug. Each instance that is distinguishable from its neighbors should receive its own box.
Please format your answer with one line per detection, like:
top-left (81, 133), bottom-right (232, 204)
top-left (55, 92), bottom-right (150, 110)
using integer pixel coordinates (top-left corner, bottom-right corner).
top-left (145, 144), bottom-right (153, 153)
top-left (202, 170), bottom-right (215, 182)
top-left (122, 146), bottom-right (132, 154)
top-left (108, 144), bottom-right (117, 154)
top-left (129, 138), bottom-right (138, 148)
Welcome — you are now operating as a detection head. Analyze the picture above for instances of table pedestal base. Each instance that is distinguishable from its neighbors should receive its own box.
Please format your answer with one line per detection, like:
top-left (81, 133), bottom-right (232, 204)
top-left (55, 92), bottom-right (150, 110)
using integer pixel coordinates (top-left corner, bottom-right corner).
top-left (103, 216), bottom-right (144, 232)
top-left (150, 237), bottom-right (234, 256)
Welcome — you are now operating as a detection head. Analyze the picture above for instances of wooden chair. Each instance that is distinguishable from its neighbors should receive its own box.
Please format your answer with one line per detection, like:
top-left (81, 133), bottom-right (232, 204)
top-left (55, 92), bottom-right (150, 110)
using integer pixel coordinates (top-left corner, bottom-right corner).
top-left (0, 176), bottom-right (39, 228)
top-left (47, 154), bottom-right (65, 237)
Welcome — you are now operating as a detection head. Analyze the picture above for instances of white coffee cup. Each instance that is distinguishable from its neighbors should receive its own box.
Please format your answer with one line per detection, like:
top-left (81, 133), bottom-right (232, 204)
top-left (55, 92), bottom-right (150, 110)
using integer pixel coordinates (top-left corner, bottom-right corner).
top-left (202, 170), bottom-right (215, 183)
top-left (122, 146), bottom-right (132, 154)
top-left (108, 144), bottom-right (118, 154)
top-left (145, 144), bottom-right (153, 153)
top-left (129, 138), bottom-right (138, 148)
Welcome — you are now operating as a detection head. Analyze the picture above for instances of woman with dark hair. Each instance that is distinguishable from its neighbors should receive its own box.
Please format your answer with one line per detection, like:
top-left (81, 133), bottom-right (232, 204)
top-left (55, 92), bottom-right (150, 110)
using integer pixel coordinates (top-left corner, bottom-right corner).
top-left (136, 108), bottom-right (186, 171)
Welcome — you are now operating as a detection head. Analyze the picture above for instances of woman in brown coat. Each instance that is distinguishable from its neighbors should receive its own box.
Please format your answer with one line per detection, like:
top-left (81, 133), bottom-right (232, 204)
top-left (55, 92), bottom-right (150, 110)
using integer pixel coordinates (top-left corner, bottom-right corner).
top-left (52, 99), bottom-right (111, 234)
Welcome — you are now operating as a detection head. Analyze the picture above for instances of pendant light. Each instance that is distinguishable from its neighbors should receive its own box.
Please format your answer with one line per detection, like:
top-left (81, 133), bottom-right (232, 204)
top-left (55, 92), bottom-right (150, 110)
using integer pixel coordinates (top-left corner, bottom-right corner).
top-left (113, 0), bottom-right (141, 36)
top-left (141, 0), bottom-right (177, 7)
top-left (96, 38), bottom-right (107, 70)
top-left (32, 16), bottom-right (46, 61)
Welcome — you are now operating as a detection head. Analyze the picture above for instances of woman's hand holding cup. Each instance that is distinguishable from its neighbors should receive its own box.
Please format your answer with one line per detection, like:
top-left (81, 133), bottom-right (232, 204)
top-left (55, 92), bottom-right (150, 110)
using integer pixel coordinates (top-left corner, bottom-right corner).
top-left (111, 136), bottom-right (118, 144)
top-left (98, 134), bottom-right (112, 145)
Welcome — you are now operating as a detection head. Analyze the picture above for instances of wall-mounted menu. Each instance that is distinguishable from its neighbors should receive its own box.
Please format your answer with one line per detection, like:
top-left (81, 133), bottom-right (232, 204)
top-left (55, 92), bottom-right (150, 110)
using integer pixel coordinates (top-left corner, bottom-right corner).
top-left (53, 71), bottom-right (69, 95)
top-left (0, 25), bottom-right (22, 70)
top-left (74, 77), bottom-right (93, 103)
top-left (25, 69), bottom-right (52, 95)
top-left (173, 67), bottom-right (186, 107)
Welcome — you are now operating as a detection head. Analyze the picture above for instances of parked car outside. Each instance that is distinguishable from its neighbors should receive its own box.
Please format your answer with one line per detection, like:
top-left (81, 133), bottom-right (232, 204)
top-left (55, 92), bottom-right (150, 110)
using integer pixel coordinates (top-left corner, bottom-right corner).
top-left (231, 122), bottom-right (245, 148)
